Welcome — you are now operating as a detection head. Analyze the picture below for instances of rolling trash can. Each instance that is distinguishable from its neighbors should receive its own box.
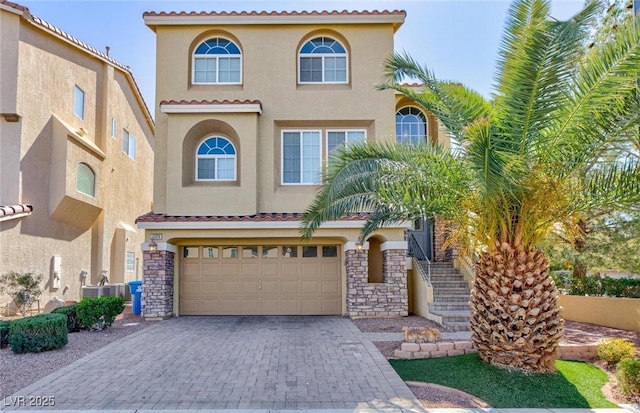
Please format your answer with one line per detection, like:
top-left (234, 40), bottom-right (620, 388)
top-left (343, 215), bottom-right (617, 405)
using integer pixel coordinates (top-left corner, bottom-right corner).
top-left (128, 280), bottom-right (143, 315)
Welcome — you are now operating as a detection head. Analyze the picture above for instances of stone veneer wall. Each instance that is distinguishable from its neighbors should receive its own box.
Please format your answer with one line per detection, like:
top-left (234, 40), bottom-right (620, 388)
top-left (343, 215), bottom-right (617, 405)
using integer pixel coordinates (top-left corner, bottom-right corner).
top-left (346, 248), bottom-right (408, 317)
top-left (433, 218), bottom-right (456, 262)
top-left (142, 249), bottom-right (174, 319)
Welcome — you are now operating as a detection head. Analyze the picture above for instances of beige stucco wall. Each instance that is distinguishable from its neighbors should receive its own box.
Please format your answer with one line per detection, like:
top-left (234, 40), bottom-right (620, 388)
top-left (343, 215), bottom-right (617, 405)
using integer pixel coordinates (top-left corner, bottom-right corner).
top-left (0, 8), bottom-right (154, 310)
top-left (559, 295), bottom-right (640, 332)
top-left (152, 23), bottom-right (403, 216)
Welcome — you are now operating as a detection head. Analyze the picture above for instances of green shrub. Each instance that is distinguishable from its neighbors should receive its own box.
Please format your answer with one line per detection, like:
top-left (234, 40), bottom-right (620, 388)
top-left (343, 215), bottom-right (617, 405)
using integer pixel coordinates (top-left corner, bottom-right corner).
top-left (597, 338), bottom-right (638, 365)
top-left (0, 271), bottom-right (43, 316)
top-left (52, 304), bottom-right (83, 333)
top-left (76, 296), bottom-right (124, 331)
top-left (617, 357), bottom-right (640, 399)
top-left (0, 320), bottom-right (10, 348)
top-left (8, 313), bottom-right (67, 354)
top-left (561, 275), bottom-right (640, 298)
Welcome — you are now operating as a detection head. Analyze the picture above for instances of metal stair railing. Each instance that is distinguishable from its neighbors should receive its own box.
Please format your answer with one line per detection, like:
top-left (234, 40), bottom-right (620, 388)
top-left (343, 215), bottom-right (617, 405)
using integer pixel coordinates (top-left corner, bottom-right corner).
top-left (408, 231), bottom-right (431, 286)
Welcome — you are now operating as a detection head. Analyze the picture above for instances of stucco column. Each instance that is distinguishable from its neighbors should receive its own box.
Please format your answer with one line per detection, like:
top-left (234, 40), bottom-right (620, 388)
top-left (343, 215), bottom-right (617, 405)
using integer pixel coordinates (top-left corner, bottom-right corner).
top-left (141, 242), bottom-right (175, 320)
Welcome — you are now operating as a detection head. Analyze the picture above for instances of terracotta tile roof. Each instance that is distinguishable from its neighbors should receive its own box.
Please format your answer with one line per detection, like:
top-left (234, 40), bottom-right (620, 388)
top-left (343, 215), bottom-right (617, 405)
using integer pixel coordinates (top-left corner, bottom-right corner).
top-left (0, 204), bottom-right (33, 217)
top-left (136, 211), bottom-right (370, 223)
top-left (0, 0), bottom-right (153, 131)
top-left (400, 83), bottom-right (424, 88)
top-left (0, 0), bottom-right (27, 12)
top-left (143, 9), bottom-right (406, 18)
top-left (160, 99), bottom-right (261, 106)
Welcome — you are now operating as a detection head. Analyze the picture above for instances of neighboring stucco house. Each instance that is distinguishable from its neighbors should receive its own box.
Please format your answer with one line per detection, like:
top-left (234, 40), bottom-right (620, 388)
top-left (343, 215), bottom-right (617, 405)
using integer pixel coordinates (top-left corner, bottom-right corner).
top-left (0, 0), bottom-right (154, 311)
top-left (139, 9), bottom-right (449, 318)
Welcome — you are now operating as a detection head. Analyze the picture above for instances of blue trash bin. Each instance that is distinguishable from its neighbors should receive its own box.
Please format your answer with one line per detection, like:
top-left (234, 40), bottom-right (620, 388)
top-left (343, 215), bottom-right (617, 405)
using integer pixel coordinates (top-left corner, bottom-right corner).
top-left (128, 280), bottom-right (142, 315)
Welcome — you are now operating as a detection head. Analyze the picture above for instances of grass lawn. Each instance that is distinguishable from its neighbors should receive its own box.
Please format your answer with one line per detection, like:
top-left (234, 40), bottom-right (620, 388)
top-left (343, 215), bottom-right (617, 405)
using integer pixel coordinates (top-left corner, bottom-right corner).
top-left (391, 353), bottom-right (618, 408)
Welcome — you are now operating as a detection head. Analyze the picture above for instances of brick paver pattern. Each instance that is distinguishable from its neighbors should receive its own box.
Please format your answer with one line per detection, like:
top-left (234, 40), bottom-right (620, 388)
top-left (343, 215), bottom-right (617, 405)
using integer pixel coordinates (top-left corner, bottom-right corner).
top-left (3, 316), bottom-right (422, 410)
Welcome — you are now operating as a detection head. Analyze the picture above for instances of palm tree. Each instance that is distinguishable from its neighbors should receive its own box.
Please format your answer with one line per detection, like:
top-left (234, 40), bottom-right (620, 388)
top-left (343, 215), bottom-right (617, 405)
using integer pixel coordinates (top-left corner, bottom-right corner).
top-left (302, 0), bottom-right (640, 373)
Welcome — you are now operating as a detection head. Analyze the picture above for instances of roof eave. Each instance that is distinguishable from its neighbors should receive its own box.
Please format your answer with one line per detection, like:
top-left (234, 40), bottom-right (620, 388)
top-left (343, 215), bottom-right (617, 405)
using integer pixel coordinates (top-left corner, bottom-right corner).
top-left (143, 14), bottom-right (405, 28)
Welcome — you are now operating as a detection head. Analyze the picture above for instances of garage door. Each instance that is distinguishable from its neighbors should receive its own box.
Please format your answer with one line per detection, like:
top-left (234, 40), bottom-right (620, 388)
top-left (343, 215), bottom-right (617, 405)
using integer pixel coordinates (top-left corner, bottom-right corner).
top-left (180, 245), bottom-right (341, 315)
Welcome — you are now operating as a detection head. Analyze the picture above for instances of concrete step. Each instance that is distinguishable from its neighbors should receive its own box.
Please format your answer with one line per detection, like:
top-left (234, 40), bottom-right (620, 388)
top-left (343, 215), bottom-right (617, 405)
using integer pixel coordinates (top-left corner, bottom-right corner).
top-left (430, 303), bottom-right (470, 311)
top-left (434, 310), bottom-right (471, 324)
top-left (432, 288), bottom-right (470, 294)
top-left (430, 281), bottom-right (469, 288)
top-left (444, 321), bottom-right (471, 332)
top-left (433, 295), bottom-right (470, 303)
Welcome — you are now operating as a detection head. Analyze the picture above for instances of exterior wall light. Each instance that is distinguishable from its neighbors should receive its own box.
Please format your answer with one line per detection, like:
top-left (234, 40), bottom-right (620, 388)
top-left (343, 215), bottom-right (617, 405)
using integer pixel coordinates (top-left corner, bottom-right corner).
top-left (149, 239), bottom-right (158, 252)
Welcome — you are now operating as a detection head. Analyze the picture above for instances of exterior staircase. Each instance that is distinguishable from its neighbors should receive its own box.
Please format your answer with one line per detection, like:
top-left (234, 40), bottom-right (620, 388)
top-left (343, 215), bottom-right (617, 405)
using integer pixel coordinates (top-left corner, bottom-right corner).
top-left (424, 261), bottom-right (471, 332)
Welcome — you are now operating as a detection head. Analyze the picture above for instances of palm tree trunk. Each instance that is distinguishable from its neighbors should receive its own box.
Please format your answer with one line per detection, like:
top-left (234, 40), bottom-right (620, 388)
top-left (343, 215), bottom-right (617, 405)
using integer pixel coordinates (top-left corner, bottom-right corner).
top-left (470, 242), bottom-right (564, 373)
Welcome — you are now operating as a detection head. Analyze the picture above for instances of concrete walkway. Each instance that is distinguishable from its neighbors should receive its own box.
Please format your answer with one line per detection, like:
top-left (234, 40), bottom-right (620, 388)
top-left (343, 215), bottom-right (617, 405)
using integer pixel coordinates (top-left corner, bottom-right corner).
top-left (1, 316), bottom-right (420, 411)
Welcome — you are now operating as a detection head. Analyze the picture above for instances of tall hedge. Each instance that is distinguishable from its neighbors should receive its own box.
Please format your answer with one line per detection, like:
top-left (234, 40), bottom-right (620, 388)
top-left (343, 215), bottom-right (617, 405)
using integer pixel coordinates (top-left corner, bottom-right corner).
top-left (551, 273), bottom-right (640, 298)
top-left (9, 313), bottom-right (67, 354)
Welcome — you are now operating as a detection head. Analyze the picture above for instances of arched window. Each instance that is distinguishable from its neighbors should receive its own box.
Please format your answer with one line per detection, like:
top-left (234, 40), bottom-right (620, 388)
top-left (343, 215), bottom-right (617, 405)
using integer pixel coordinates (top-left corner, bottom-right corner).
top-left (299, 36), bottom-right (347, 83)
top-left (193, 38), bottom-right (241, 84)
top-left (396, 107), bottom-right (428, 145)
top-left (76, 163), bottom-right (95, 197)
top-left (196, 137), bottom-right (236, 181)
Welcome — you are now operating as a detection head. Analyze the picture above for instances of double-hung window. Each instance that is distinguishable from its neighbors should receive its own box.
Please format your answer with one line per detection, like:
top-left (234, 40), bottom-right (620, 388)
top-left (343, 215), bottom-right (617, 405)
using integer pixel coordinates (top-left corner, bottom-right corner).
top-left (299, 37), bottom-right (347, 83)
top-left (282, 131), bottom-right (321, 184)
top-left (193, 38), bottom-right (241, 84)
top-left (73, 85), bottom-right (85, 119)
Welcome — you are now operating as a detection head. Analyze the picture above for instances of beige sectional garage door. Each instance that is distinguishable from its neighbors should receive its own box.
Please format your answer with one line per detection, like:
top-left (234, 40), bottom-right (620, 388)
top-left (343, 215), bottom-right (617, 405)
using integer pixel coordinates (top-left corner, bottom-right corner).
top-left (180, 245), bottom-right (341, 315)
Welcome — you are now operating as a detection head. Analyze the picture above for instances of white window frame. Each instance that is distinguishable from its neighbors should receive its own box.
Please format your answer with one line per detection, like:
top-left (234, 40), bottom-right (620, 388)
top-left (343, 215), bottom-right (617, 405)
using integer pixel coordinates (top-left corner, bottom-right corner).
top-left (281, 130), bottom-right (322, 185)
top-left (192, 37), bottom-right (242, 85)
top-left (298, 38), bottom-right (348, 85)
top-left (73, 85), bottom-right (85, 120)
top-left (111, 118), bottom-right (117, 138)
top-left (325, 129), bottom-right (367, 157)
top-left (195, 137), bottom-right (237, 182)
top-left (122, 129), bottom-right (136, 160)
top-left (125, 251), bottom-right (135, 272)
top-left (76, 162), bottom-right (96, 197)
top-left (396, 106), bottom-right (429, 145)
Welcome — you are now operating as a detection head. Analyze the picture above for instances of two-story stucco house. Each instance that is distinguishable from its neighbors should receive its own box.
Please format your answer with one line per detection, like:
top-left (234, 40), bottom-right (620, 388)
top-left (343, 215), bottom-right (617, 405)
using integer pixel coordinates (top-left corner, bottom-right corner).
top-left (139, 9), bottom-right (449, 319)
top-left (0, 0), bottom-right (154, 311)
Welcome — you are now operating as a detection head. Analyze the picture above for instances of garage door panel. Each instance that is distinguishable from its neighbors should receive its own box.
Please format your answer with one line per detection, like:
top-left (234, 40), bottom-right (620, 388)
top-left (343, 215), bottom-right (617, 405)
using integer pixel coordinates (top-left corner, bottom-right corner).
top-left (180, 245), bottom-right (341, 315)
top-left (221, 281), bottom-right (241, 294)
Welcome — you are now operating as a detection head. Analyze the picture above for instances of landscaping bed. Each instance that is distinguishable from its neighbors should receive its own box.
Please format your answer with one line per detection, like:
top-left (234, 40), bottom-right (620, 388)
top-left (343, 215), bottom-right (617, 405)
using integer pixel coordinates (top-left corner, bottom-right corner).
top-left (0, 305), bottom-right (154, 399)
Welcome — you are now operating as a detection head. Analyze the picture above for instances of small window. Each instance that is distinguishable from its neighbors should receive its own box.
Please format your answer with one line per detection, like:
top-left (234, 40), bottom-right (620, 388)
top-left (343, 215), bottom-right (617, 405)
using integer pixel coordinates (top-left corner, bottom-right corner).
top-left (76, 163), bottom-right (95, 197)
top-left (196, 136), bottom-right (236, 181)
top-left (125, 252), bottom-right (135, 272)
top-left (396, 107), bottom-right (428, 145)
top-left (322, 246), bottom-right (338, 257)
top-left (193, 38), bottom-right (242, 84)
top-left (222, 247), bottom-right (238, 258)
top-left (111, 118), bottom-right (117, 138)
top-left (242, 246), bottom-right (258, 258)
top-left (282, 130), bottom-right (321, 184)
top-left (73, 85), bottom-right (85, 119)
top-left (184, 247), bottom-right (199, 258)
top-left (282, 246), bottom-right (298, 258)
top-left (299, 37), bottom-right (347, 83)
top-left (262, 246), bottom-right (279, 258)
top-left (327, 130), bottom-right (366, 155)
top-left (303, 246), bottom-right (318, 258)
top-left (204, 247), bottom-right (219, 258)
top-left (122, 129), bottom-right (136, 159)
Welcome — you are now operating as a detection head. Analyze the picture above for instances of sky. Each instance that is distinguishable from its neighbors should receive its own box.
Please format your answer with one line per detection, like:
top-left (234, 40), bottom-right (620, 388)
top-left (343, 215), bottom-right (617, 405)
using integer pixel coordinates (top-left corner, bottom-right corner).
top-left (18, 0), bottom-right (585, 109)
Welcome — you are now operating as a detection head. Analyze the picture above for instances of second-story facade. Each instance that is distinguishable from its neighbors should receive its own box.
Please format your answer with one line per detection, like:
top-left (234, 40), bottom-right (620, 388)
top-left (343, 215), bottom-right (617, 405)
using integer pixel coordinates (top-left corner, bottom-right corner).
top-left (139, 9), bottom-right (448, 318)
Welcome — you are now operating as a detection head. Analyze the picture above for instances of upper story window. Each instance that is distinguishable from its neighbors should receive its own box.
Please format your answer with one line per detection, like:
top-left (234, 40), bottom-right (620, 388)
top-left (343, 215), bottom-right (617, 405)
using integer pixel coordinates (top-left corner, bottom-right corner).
top-left (299, 37), bottom-right (347, 84)
top-left (122, 129), bottom-right (136, 159)
top-left (396, 107), bottom-right (427, 145)
top-left (76, 163), bottom-right (95, 197)
top-left (196, 136), bottom-right (237, 181)
top-left (193, 38), bottom-right (242, 84)
top-left (73, 85), bottom-right (85, 120)
top-left (282, 130), bottom-right (321, 184)
top-left (111, 118), bottom-right (117, 138)
top-left (327, 130), bottom-right (366, 155)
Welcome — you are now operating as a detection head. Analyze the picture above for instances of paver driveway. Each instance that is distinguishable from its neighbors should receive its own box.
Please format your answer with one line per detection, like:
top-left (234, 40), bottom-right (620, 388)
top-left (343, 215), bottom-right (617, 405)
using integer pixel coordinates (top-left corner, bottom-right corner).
top-left (3, 316), bottom-right (422, 410)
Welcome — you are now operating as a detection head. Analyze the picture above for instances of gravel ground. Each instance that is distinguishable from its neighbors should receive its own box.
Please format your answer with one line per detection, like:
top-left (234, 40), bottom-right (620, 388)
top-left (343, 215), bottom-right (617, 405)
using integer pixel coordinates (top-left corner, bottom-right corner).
top-left (351, 315), bottom-right (443, 333)
top-left (0, 305), bottom-right (154, 399)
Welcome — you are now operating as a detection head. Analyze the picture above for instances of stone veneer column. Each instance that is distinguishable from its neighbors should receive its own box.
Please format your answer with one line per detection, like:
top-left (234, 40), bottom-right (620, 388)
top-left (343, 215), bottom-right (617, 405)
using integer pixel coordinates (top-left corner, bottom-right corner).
top-left (142, 242), bottom-right (175, 320)
top-left (345, 241), bottom-right (408, 317)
